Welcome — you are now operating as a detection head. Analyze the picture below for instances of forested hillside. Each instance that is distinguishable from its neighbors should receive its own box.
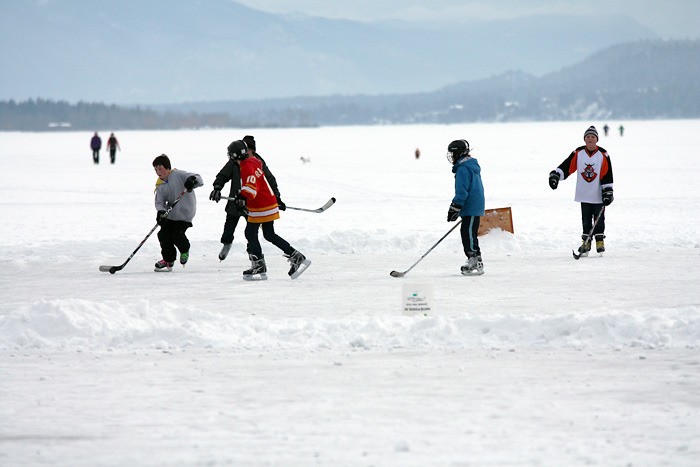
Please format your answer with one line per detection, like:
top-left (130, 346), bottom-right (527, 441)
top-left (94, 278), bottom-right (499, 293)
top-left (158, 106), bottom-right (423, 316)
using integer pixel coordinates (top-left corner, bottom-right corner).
top-left (2, 40), bottom-right (698, 131)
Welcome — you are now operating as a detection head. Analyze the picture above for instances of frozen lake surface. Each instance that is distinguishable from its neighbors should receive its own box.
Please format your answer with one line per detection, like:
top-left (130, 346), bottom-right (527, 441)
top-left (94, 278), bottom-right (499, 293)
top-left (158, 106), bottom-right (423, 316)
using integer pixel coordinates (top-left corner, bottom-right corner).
top-left (1, 120), bottom-right (699, 465)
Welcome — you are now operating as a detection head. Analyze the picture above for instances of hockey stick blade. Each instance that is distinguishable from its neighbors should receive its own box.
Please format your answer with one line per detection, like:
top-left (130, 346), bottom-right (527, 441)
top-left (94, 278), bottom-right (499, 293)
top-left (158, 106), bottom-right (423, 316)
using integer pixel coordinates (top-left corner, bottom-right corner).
top-left (99, 264), bottom-right (124, 274)
top-left (287, 197), bottom-right (336, 213)
top-left (572, 249), bottom-right (582, 260)
top-left (389, 270), bottom-right (406, 278)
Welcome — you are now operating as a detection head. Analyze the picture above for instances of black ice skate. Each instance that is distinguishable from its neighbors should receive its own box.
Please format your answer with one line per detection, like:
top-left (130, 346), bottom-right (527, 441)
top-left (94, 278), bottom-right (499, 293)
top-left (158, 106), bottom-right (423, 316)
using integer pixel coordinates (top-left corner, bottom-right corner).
top-left (577, 235), bottom-right (591, 257)
top-left (243, 254), bottom-right (267, 281)
top-left (286, 250), bottom-right (311, 279)
top-left (219, 243), bottom-right (232, 261)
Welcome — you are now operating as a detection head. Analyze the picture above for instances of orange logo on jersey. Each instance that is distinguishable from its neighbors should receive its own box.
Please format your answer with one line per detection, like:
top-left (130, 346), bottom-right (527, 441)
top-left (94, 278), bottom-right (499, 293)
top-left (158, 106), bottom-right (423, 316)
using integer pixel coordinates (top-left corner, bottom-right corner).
top-left (581, 163), bottom-right (598, 183)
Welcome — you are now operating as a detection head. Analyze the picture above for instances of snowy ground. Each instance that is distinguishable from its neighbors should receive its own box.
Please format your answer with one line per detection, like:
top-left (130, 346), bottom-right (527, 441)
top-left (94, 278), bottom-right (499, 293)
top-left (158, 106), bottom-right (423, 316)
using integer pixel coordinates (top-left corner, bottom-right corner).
top-left (1, 120), bottom-right (699, 465)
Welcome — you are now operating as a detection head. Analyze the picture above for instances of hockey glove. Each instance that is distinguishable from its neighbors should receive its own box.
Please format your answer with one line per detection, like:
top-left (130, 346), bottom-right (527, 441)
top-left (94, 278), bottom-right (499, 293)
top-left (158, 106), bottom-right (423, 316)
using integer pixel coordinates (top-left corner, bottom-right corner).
top-left (184, 175), bottom-right (197, 192)
top-left (602, 187), bottom-right (614, 206)
top-left (156, 210), bottom-right (167, 225)
top-left (209, 186), bottom-right (222, 202)
top-left (548, 171), bottom-right (560, 190)
top-left (447, 203), bottom-right (462, 222)
top-left (234, 193), bottom-right (247, 209)
top-left (276, 196), bottom-right (286, 211)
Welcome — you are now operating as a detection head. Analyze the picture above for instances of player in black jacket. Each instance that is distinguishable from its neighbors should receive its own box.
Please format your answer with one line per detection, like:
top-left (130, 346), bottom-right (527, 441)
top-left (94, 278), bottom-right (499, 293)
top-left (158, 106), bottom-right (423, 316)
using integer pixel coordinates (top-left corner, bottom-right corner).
top-left (209, 135), bottom-right (286, 260)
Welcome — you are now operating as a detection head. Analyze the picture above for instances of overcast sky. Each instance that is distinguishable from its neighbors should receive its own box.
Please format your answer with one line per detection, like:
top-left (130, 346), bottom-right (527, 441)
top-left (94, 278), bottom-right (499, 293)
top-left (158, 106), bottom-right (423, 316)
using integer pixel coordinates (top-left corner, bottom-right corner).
top-left (235, 0), bottom-right (700, 39)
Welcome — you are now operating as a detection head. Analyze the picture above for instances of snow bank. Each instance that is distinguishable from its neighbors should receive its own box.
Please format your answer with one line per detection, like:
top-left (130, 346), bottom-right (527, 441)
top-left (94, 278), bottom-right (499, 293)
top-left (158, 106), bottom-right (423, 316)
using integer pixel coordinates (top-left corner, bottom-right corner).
top-left (1, 299), bottom-right (697, 352)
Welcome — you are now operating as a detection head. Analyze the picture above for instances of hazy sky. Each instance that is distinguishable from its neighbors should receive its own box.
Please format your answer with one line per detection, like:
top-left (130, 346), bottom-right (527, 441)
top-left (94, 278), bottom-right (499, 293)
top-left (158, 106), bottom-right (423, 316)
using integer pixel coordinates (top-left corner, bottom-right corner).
top-left (235, 0), bottom-right (700, 39)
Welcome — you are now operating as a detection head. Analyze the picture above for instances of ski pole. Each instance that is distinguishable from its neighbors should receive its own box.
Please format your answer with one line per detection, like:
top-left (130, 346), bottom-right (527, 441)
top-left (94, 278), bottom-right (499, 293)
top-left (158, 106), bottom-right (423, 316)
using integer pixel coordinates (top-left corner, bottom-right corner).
top-left (100, 191), bottom-right (186, 274)
top-left (390, 220), bottom-right (463, 277)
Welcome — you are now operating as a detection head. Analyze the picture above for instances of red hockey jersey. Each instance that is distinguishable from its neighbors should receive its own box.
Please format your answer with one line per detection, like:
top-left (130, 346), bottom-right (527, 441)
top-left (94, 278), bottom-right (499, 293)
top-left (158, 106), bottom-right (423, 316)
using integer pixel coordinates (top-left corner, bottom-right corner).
top-left (238, 156), bottom-right (280, 223)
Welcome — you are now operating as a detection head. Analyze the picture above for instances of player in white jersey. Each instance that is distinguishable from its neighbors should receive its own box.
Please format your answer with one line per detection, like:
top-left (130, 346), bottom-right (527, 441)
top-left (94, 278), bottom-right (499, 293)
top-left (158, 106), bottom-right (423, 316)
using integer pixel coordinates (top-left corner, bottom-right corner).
top-left (549, 126), bottom-right (614, 255)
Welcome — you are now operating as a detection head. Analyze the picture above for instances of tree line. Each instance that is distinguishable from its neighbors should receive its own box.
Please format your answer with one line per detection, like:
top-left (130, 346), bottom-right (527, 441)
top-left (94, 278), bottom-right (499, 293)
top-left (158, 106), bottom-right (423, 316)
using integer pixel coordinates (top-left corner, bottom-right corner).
top-left (2, 40), bottom-right (698, 131)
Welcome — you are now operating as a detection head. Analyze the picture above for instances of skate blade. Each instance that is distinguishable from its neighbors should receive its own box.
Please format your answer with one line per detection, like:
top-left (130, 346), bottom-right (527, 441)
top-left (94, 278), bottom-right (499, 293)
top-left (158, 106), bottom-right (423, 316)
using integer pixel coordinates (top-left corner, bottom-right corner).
top-left (154, 268), bottom-right (172, 272)
top-left (289, 259), bottom-right (311, 279)
top-left (243, 273), bottom-right (268, 281)
top-left (461, 269), bottom-right (484, 276)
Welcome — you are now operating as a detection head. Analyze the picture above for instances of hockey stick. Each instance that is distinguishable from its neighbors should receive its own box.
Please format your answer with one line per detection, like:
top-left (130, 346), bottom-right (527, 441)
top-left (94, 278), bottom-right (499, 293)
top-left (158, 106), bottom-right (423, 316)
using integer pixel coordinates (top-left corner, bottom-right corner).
top-left (99, 191), bottom-right (186, 274)
top-left (220, 196), bottom-right (336, 213)
top-left (572, 205), bottom-right (606, 260)
top-left (286, 197), bottom-right (336, 213)
top-left (390, 219), bottom-right (463, 278)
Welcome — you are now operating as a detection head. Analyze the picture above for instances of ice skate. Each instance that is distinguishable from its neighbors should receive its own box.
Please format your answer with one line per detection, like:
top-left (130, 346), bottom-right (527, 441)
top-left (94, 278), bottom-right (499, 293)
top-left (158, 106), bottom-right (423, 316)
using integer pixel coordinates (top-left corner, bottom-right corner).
top-left (286, 250), bottom-right (311, 279)
top-left (243, 254), bottom-right (267, 281)
top-left (180, 251), bottom-right (189, 265)
top-left (595, 235), bottom-right (605, 254)
top-left (218, 243), bottom-right (232, 261)
top-left (460, 253), bottom-right (484, 276)
top-left (577, 235), bottom-right (591, 257)
top-left (154, 259), bottom-right (174, 272)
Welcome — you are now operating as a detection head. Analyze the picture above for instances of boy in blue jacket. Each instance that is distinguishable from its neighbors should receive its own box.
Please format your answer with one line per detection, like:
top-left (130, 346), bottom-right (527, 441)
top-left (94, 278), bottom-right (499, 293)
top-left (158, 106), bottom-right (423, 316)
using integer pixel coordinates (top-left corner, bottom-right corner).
top-left (446, 139), bottom-right (486, 275)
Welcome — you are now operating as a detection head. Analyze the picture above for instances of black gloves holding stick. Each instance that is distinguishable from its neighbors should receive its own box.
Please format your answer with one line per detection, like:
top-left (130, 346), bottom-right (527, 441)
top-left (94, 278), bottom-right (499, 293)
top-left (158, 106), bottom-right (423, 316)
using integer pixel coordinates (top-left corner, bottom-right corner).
top-left (602, 187), bottom-right (614, 206)
top-left (447, 203), bottom-right (462, 222)
top-left (156, 210), bottom-right (167, 225)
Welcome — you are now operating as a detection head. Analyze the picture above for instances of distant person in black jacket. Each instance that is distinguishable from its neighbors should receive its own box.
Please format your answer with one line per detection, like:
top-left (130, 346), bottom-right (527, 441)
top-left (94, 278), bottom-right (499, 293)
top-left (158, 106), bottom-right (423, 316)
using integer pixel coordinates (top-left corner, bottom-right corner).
top-left (209, 135), bottom-right (286, 261)
top-left (90, 132), bottom-right (102, 164)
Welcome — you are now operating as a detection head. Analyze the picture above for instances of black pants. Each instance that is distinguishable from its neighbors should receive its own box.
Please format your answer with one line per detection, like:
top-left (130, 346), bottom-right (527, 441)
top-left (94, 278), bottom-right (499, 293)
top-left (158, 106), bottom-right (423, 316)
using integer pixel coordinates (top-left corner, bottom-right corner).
top-left (460, 216), bottom-right (481, 256)
top-left (244, 221), bottom-right (294, 258)
top-left (92, 149), bottom-right (99, 164)
top-left (220, 213), bottom-right (244, 244)
top-left (580, 203), bottom-right (605, 237)
top-left (110, 148), bottom-right (116, 164)
top-left (157, 219), bottom-right (192, 262)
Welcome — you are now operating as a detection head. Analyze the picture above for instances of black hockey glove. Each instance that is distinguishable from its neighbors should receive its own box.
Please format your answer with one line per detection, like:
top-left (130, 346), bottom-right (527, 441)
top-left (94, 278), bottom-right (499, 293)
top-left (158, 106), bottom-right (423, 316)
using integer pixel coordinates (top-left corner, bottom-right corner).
top-left (234, 193), bottom-right (247, 209)
top-left (548, 171), bottom-right (560, 190)
top-left (276, 196), bottom-right (286, 211)
top-left (184, 175), bottom-right (197, 192)
top-left (447, 203), bottom-right (462, 222)
top-left (209, 186), bottom-right (222, 202)
top-left (156, 210), bottom-right (167, 225)
top-left (602, 187), bottom-right (614, 206)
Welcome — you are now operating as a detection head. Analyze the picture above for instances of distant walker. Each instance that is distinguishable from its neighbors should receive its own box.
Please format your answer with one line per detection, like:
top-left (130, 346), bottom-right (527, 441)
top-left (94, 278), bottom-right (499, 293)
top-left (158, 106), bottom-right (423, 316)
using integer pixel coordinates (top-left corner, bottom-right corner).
top-left (90, 132), bottom-right (102, 164)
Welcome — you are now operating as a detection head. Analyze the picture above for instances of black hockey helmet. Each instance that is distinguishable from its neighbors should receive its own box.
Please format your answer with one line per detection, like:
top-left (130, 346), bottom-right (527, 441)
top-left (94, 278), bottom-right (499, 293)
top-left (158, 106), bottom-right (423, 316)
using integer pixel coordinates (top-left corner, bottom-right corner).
top-left (227, 140), bottom-right (249, 160)
top-left (446, 139), bottom-right (470, 164)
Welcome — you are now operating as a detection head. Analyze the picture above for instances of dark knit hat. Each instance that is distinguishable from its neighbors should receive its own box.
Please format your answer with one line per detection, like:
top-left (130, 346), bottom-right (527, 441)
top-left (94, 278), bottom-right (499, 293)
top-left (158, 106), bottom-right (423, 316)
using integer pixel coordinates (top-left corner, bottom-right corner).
top-left (242, 135), bottom-right (256, 151)
top-left (583, 126), bottom-right (599, 141)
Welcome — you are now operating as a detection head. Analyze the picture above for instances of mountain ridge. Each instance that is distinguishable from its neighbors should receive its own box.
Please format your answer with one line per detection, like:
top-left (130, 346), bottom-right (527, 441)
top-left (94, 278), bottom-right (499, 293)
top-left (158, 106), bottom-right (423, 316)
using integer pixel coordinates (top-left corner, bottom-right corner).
top-left (2, 39), bottom-right (698, 130)
top-left (1, 1), bottom-right (657, 104)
